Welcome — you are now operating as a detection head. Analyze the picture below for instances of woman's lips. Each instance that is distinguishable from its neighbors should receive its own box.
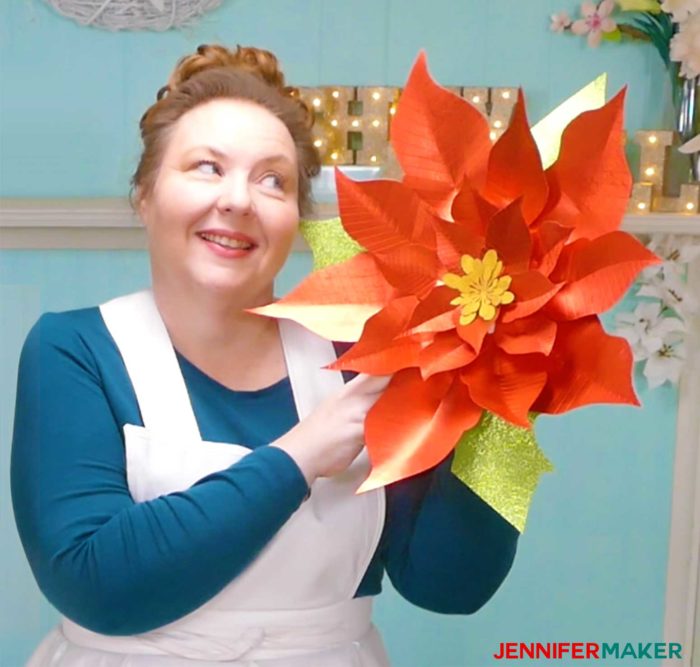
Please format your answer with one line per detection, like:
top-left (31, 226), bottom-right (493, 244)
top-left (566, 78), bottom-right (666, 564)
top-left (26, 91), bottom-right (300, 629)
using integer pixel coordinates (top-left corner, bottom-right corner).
top-left (197, 230), bottom-right (257, 258)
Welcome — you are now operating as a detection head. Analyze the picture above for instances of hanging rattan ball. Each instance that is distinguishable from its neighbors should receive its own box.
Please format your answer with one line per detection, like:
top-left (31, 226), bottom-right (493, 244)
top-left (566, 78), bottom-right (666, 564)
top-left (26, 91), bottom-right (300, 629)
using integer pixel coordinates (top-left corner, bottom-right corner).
top-left (44, 0), bottom-right (223, 32)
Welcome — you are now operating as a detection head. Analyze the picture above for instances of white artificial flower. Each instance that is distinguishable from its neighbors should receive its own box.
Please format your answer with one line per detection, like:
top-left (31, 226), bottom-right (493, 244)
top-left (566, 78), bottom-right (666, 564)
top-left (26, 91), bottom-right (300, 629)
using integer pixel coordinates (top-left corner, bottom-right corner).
top-left (616, 301), bottom-right (686, 360)
top-left (678, 132), bottom-right (700, 154)
top-left (641, 235), bottom-right (700, 287)
top-left (621, 234), bottom-right (699, 390)
top-left (643, 335), bottom-right (686, 388)
top-left (646, 233), bottom-right (700, 266)
top-left (670, 11), bottom-right (700, 78)
top-left (616, 301), bottom-right (662, 357)
top-left (643, 236), bottom-right (700, 316)
top-left (660, 0), bottom-right (700, 22)
top-left (637, 270), bottom-right (699, 318)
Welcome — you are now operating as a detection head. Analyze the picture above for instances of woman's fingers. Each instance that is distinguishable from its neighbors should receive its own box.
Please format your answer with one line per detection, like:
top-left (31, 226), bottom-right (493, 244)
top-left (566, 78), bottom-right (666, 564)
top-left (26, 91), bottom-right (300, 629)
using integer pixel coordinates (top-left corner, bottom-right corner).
top-left (345, 373), bottom-right (392, 395)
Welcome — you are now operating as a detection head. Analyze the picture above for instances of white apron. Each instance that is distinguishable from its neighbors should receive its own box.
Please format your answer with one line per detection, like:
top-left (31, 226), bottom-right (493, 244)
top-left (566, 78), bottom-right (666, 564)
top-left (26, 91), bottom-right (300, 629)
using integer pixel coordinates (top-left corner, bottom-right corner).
top-left (27, 290), bottom-right (389, 667)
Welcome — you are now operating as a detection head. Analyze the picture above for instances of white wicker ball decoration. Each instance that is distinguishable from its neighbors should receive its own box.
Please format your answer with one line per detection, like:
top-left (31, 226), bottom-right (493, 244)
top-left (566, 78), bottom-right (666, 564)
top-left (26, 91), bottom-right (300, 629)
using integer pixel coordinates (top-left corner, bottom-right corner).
top-left (44, 0), bottom-right (222, 31)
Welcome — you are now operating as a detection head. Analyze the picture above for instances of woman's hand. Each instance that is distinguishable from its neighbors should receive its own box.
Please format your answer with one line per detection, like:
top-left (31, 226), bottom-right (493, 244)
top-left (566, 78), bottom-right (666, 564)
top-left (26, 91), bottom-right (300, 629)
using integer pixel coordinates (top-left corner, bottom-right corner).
top-left (271, 373), bottom-right (391, 486)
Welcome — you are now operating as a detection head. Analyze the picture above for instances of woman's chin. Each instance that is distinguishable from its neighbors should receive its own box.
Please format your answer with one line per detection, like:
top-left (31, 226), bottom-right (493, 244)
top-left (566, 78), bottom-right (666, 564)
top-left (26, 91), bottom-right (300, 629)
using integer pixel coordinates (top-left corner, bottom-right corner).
top-left (190, 273), bottom-right (274, 305)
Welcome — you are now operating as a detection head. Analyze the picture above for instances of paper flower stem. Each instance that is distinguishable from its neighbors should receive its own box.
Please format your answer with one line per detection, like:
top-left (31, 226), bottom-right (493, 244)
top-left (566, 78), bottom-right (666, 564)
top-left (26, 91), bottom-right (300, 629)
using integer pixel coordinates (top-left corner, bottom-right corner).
top-left (451, 412), bottom-right (553, 532)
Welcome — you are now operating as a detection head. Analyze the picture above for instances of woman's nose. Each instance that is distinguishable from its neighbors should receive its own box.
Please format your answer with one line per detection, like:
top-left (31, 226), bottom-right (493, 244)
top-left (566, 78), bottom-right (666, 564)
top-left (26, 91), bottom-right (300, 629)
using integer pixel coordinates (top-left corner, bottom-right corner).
top-left (217, 176), bottom-right (253, 215)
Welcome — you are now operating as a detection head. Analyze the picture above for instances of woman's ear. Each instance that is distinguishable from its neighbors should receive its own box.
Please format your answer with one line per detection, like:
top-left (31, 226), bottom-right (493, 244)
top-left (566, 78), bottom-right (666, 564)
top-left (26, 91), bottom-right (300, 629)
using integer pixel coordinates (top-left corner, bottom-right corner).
top-left (134, 187), bottom-right (149, 226)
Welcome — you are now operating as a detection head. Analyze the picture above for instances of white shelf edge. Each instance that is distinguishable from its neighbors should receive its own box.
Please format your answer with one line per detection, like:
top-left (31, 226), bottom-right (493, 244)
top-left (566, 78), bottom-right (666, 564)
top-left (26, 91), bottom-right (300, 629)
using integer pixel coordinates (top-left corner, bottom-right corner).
top-left (620, 213), bottom-right (700, 235)
top-left (1, 199), bottom-right (699, 250)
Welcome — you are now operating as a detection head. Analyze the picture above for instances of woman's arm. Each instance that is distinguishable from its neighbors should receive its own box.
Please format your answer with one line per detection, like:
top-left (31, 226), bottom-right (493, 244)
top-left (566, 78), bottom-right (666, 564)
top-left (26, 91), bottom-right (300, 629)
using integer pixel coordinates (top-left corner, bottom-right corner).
top-left (11, 313), bottom-right (309, 636)
top-left (380, 453), bottom-right (519, 614)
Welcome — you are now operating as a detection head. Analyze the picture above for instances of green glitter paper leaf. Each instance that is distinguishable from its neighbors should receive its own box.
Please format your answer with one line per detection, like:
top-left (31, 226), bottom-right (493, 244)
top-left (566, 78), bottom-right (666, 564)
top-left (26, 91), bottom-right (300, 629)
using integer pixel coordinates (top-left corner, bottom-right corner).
top-left (299, 217), bottom-right (365, 270)
top-left (451, 411), bottom-right (553, 532)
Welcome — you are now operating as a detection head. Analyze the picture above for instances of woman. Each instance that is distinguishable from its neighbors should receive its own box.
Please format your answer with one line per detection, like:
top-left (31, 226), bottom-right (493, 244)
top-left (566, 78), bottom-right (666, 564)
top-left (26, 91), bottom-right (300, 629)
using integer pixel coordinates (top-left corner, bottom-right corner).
top-left (11, 44), bottom-right (519, 666)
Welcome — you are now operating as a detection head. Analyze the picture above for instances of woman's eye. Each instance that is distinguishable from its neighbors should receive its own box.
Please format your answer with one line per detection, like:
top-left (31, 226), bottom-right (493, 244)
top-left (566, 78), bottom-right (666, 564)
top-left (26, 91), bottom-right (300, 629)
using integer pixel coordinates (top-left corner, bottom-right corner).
top-left (260, 173), bottom-right (284, 190)
top-left (195, 160), bottom-right (221, 176)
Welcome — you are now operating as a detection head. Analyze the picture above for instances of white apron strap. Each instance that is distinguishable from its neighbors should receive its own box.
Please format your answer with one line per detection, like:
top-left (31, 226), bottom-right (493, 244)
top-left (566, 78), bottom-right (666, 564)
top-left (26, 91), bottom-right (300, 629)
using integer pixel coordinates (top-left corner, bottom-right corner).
top-left (99, 292), bottom-right (343, 439)
top-left (99, 290), bottom-right (201, 442)
top-left (278, 318), bottom-right (345, 421)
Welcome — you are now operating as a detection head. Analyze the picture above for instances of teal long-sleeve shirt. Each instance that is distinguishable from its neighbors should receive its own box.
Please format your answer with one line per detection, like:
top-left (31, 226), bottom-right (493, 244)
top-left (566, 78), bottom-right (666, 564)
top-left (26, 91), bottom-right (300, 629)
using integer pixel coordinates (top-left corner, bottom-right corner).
top-left (11, 307), bottom-right (518, 636)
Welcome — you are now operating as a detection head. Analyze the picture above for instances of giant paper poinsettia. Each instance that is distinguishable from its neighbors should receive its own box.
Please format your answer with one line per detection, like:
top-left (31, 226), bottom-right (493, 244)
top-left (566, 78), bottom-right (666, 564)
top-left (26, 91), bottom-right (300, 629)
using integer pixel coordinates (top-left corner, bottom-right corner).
top-left (253, 53), bottom-right (659, 528)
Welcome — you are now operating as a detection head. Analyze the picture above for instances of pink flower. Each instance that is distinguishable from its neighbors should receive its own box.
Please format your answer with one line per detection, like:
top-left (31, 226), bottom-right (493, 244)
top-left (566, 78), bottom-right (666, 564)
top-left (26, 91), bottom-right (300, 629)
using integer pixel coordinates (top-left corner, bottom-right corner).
top-left (550, 11), bottom-right (573, 32)
top-left (670, 11), bottom-right (700, 78)
top-left (571, 0), bottom-right (618, 47)
top-left (660, 0), bottom-right (700, 23)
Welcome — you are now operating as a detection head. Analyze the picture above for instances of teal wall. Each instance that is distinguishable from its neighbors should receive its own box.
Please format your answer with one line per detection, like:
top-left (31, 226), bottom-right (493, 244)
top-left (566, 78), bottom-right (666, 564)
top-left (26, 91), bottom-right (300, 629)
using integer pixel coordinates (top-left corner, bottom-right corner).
top-left (1, 0), bottom-right (669, 198)
top-left (1, 1), bottom-right (678, 666)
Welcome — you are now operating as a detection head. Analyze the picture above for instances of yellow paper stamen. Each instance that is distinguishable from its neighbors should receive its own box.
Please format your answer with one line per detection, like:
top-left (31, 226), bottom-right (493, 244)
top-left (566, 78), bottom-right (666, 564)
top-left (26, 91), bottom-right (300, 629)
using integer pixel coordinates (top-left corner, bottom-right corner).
top-left (443, 249), bottom-right (515, 326)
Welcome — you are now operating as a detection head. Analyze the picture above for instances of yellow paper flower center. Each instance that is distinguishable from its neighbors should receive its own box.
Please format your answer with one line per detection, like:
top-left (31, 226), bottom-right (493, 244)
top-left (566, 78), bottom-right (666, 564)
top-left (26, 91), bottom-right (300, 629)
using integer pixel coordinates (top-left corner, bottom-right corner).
top-left (442, 249), bottom-right (515, 326)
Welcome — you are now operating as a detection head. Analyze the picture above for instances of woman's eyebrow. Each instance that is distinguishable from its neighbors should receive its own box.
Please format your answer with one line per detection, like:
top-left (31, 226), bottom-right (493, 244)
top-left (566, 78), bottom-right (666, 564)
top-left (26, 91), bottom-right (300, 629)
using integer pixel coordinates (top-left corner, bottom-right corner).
top-left (182, 146), bottom-right (295, 168)
top-left (258, 154), bottom-right (296, 169)
top-left (182, 145), bottom-right (229, 161)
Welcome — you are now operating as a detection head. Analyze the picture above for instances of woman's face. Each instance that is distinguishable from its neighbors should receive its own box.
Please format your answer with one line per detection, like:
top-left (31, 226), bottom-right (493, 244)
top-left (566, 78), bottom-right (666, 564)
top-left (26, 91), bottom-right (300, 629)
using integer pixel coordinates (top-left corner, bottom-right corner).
top-left (139, 98), bottom-right (300, 306)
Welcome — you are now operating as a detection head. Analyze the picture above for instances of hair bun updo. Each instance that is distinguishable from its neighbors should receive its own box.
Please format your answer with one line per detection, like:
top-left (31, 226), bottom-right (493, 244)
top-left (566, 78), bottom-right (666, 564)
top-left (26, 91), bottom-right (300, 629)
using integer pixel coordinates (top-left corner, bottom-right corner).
top-left (156, 44), bottom-right (311, 127)
top-left (166, 45), bottom-right (286, 95)
top-left (133, 44), bottom-right (321, 216)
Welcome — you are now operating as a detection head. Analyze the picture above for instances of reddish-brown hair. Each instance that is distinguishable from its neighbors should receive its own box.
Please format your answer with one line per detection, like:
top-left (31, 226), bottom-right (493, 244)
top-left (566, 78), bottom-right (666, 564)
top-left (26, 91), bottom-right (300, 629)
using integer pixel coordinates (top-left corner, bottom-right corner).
top-left (131, 44), bottom-right (321, 216)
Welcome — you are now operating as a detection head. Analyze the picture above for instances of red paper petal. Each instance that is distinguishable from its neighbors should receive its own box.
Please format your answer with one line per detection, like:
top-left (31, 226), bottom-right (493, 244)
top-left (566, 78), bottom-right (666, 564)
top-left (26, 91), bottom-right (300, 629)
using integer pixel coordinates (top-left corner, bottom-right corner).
top-left (542, 89), bottom-right (631, 241)
top-left (405, 286), bottom-right (459, 335)
top-left (390, 52), bottom-right (491, 218)
top-left (451, 180), bottom-right (496, 233)
top-left (336, 172), bottom-right (441, 299)
top-left (461, 345), bottom-right (547, 427)
top-left (359, 369), bottom-right (482, 491)
top-left (485, 199), bottom-right (533, 273)
top-left (250, 253), bottom-right (394, 341)
top-left (530, 220), bottom-right (573, 277)
top-left (433, 218), bottom-right (484, 273)
top-left (419, 331), bottom-right (477, 378)
top-left (331, 336), bottom-right (425, 375)
top-left (546, 231), bottom-right (661, 320)
top-left (533, 316), bottom-right (639, 413)
top-left (494, 315), bottom-right (557, 356)
top-left (329, 296), bottom-right (424, 374)
top-left (483, 90), bottom-right (549, 224)
top-left (501, 271), bottom-right (561, 323)
top-left (337, 170), bottom-right (436, 246)
top-left (456, 316), bottom-right (491, 353)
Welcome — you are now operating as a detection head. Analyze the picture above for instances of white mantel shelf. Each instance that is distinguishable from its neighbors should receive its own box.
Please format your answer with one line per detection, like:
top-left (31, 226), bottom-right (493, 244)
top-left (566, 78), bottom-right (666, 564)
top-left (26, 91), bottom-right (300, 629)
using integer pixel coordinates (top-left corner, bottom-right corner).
top-left (1, 198), bottom-right (699, 250)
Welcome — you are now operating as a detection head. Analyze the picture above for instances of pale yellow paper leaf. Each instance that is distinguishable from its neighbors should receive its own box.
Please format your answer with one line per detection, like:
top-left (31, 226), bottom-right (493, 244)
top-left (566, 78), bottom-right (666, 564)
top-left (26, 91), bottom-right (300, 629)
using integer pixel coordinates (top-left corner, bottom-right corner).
top-left (531, 74), bottom-right (608, 169)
